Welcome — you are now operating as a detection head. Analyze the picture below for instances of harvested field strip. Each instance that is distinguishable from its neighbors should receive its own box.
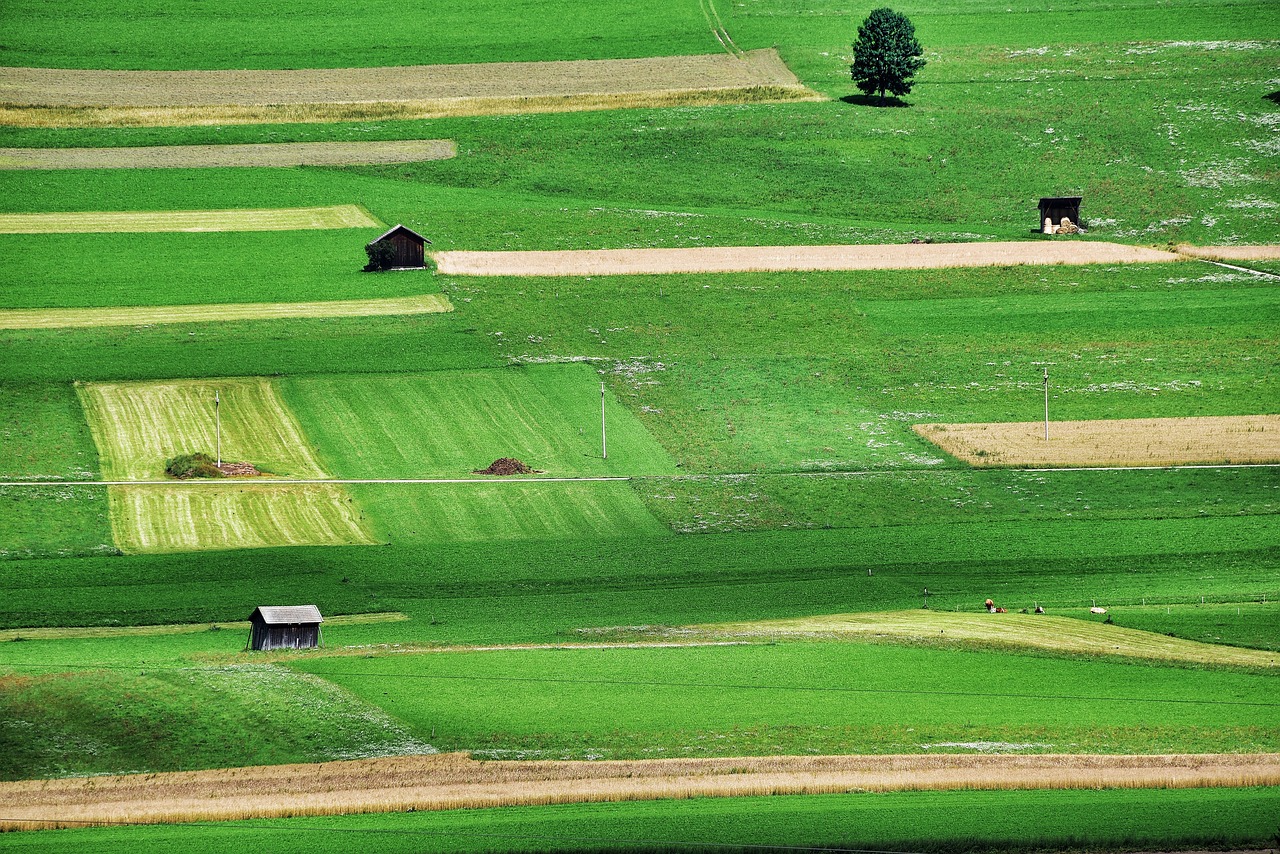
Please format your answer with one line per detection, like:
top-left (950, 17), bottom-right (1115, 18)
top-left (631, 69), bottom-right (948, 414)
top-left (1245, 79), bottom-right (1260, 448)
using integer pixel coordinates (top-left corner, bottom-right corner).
top-left (0, 86), bottom-right (819, 128)
top-left (1179, 244), bottom-right (1280, 262)
top-left (434, 241), bottom-right (1182, 276)
top-left (0, 205), bottom-right (380, 234)
top-left (1, 50), bottom-right (804, 107)
top-left (107, 483), bottom-right (376, 554)
top-left (914, 415), bottom-right (1280, 468)
top-left (77, 377), bottom-right (327, 481)
top-left (0, 293), bottom-right (452, 330)
top-left (0, 141), bottom-right (454, 171)
top-left (0, 612), bottom-right (406, 643)
top-left (2, 752), bottom-right (1275, 830)
top-left (701, 611), bottom-right (1280, 669)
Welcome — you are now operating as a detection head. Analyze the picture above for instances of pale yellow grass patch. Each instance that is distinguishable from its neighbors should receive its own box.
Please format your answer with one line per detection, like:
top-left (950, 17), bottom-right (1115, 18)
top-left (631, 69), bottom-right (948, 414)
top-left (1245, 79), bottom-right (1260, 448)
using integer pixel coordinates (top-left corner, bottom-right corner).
top-left (434, 241), bottom-right (1182, 276)
top-left (0, 141), bottom-right (454, 170)
top-left (77, 377), bottom-right (326, 481)
top-left (0, 51), bottom-right (818, 127)
top-left (4, 752), bottom-right (1276, 830)
top-left (0, 205), bottom-right (379, 234)
top-left (0, 612), bottom-right (407, 642)
top-left (702, 610), bottom-right (1279, 669)
top-left (108, 483), bottom-right (375, 553)
top-left (0, 293), bottom-right (452, 330)
top-left (914, 415), bottom-right (1280, 468)
top-left (1178, 244), bottom-right (1280, 262)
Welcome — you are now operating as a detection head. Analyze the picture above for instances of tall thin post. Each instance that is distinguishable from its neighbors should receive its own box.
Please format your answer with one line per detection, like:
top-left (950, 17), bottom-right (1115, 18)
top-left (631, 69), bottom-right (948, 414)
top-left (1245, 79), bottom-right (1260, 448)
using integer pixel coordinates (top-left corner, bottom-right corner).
top-left (1043, 367), bottom-right (1049, 441)
top-left (215, 390), bottom-right (222, 466)
top-left (600, 381), bottom-right (608, 460)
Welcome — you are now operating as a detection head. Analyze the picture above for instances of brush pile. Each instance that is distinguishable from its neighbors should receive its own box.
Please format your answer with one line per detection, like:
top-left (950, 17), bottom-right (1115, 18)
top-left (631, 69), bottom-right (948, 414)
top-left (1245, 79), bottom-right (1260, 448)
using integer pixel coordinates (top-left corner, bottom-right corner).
top-left (473, 458), bottom-right (540, 476)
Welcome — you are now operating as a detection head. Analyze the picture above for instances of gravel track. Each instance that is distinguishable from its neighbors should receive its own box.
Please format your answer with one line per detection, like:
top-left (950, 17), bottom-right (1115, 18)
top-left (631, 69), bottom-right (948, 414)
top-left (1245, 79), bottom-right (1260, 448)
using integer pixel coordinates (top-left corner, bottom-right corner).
top-left (435, 241), bottom-right (1183, 276)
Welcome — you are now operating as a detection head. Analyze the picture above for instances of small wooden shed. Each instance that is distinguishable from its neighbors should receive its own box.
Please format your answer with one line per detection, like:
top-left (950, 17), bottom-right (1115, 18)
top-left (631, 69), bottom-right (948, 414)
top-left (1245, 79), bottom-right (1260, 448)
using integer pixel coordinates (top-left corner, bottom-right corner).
top-left (367, 224), bottom-right (430, 270)
top-left (247, 605), bottom-right (324, 651)
top-left (1038, 196), bottom-right (1083, 232)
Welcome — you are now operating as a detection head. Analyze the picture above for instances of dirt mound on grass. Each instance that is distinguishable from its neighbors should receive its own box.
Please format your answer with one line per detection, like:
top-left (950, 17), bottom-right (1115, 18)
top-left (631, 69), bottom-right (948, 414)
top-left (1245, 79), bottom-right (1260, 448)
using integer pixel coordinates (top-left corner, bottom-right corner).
top-left (473, 458), bottom-right (541, 476)
top-left (215, 462), bottom-right (267, 477)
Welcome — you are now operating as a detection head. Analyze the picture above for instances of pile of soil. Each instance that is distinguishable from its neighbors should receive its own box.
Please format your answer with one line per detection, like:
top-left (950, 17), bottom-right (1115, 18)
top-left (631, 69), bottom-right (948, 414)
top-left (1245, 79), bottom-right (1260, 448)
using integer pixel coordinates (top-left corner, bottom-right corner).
top-left (473, 458), bottom-right (541, 476)
top-left (216, 462), bottom-right (266, 477)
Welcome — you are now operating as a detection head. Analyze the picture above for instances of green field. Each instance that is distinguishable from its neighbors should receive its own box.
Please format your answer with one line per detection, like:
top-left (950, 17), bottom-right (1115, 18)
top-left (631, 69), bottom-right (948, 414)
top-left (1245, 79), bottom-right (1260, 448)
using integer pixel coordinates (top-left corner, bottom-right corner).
top-left (1, 0), bottom-right (1278, 847)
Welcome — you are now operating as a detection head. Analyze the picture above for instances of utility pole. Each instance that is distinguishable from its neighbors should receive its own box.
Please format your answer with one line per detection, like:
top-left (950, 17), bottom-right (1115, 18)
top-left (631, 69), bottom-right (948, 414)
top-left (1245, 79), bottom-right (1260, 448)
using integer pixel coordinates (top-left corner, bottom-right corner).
top-left (1043, 367), bottom-right (1049, 441)
top-left (215, 390), bottom-right (222, 467)
top-left (600, 381), bottom-right (608, 460)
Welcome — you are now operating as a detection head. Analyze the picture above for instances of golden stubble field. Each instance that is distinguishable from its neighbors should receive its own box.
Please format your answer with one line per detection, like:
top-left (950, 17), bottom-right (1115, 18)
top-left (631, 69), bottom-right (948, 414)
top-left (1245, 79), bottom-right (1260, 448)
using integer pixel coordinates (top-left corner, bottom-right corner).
top-left (0, 140), bottom-right (455, 170)
top-left (914, 415), bottom-right (1280, 468)
top-left (434, 241), bottom-right (1183, 276)
top-left (0, 50), bottom-right (817, 127)
top-left (0, 204), bottom-right (380, 233)
top-left (4, 752), bottom-right (1276, 830)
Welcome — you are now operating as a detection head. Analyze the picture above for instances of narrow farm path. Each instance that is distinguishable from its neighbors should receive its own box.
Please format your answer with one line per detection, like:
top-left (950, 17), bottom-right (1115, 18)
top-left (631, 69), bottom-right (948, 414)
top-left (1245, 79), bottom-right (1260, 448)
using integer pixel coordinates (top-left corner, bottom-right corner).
top-left (0, 140), bottom-right (454, 170)
top-left (4, 752), bottom-right (1276, 831)
top-left (700, 610), bottom-right (1280, 669)
top-left (434, 241), bottom-right (1182, 276)
top-left (0, 51), bottom-right (815, 127)
top-left (0, 293), bottom-right (452, 330)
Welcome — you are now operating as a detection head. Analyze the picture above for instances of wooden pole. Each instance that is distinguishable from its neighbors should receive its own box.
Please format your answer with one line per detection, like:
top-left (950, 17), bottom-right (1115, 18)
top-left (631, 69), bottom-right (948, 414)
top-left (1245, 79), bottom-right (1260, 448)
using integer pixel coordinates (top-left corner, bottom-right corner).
top-left (1043, 367), bottom-right (1049, 441)
top-left (215, 390), bottom-right (221, 467)
top-left (601, 381), bottom-right (608, 460)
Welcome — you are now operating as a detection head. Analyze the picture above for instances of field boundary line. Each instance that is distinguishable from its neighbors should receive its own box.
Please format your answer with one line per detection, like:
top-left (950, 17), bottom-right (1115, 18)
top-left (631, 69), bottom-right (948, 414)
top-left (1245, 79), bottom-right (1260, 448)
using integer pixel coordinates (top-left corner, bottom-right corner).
top-left (3, 752), bottom-right (1276, 831)
top-left (0, 293), bottom-right (452, 330)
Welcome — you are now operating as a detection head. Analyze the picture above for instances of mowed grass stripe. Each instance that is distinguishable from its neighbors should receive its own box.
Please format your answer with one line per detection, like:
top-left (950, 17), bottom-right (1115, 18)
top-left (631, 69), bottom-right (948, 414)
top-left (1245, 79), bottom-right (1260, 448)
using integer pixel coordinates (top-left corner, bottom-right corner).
top-left (0, 205), bottom-right (379, 234)
top-left (109, 483), bottom-right (376, 554)
top-left (350, 481), bottom-right (669, 543)
top-left (0, 141), bottom-right (454, 171)
top-left (915, 415), bottom-right (1280, 468)
top-left (0, 293), bottom-right (452, 330)
top-left (703, 611), bottom-right (1280, 669)
top-left (78, 377), bottom-right (328, 481)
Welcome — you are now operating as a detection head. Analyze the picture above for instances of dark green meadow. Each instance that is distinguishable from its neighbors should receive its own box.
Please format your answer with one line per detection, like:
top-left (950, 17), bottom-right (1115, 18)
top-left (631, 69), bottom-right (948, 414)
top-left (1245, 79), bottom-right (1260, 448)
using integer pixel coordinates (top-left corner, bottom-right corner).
top-left (0, 0), bottom-right (1277, 847)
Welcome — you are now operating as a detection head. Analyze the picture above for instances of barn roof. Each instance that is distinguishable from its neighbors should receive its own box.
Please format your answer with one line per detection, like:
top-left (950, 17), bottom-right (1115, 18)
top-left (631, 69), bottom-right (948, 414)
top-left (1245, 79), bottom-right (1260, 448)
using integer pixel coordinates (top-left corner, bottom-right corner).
top-left (251, 605), bottom-right (324, 624)
top-left (1039, 196), bottom-right (1083, 205)
top-left (368, 224), bottom-right (430, 246)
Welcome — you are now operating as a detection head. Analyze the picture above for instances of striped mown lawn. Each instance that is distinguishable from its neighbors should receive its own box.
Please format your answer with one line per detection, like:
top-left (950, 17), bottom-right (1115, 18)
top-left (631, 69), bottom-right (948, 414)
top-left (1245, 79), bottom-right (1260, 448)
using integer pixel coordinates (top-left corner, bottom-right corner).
top-left (108, 483), bottom-right (375, 554)
top-left (77, 377), bottom-right (326, 481)
top-left (283, 363), bottom-right (680, 479)
top-left (0, 205), bottom-right (379, 233)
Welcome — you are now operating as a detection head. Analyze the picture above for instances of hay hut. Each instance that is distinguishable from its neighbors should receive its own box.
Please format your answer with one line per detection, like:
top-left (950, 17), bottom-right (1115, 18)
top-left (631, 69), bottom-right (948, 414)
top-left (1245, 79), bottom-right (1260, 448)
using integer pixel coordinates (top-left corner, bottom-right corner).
top-left (366, 224), bottom-right (430, 270)
top-left (1038, 196), bottom-right (1083, 233)
top-left (247, 605), bottom-right (324, 651)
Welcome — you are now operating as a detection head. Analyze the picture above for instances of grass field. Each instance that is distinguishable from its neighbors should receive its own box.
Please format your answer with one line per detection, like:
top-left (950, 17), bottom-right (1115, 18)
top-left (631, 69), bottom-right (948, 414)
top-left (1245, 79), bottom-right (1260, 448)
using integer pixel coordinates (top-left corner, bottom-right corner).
top-left (0, 140), bottom-right (454, 167)
top-left (916, 414), bottom-right (1280, 467)
top-left (78, 377), bottom-right (326, 481)
top-left (0, 293), bottom-right (452, 330)
top-left (282, 364), bottom-right (680, 479)
top-left (108, 483), bottom-right (376, 553)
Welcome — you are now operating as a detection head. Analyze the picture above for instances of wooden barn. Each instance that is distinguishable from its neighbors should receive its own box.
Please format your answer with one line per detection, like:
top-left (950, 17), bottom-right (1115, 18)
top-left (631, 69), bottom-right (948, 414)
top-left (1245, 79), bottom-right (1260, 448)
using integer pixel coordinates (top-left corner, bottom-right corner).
top-left (1038, 196), bottom-right (1083, 233)
top-left (247, 605), bottom-right (324, 651)
top-left (367, 224), bottom-right (430, 270)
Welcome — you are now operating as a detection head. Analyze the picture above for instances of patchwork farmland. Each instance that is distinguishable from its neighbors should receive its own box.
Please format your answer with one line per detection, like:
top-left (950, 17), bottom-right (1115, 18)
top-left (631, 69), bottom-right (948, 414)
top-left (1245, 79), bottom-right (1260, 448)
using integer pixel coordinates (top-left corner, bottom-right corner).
top-left (0, 0), bottom-right (1277, 850)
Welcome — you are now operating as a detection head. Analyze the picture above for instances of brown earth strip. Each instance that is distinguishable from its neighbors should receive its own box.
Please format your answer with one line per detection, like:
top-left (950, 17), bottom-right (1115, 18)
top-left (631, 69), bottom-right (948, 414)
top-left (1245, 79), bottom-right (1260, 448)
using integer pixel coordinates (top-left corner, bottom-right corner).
top-left (0, 51), bottom-right (818, 127)
top-left (0, 293), bottom-right (452, 330)
top-left (434, 241), bottom-right (1182, 276)
top-left (1178, 244), bottom-right (1280, 262)
top-left (914, 415), bottom-right (1280, 468)
top-left (0, 140), bottom-right (455, 169)
top-left (3, 752), bottom-right (1276, 831)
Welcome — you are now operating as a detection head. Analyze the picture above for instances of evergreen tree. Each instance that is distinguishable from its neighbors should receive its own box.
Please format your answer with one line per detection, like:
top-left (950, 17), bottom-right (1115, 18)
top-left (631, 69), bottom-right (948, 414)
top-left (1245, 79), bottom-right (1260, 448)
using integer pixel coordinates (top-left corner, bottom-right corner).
top-left (850, 7), bottom-right (926, 105)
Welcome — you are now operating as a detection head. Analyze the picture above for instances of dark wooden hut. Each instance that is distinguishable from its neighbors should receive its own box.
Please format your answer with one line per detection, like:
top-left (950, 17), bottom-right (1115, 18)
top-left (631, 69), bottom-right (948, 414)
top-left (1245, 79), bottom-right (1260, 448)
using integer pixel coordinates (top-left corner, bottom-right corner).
top-left (367, 224), bottom-right (430, 270)
top-left (247, 605), bottom-right (323, 651)
top-left (1038, 196), bottom-right (1083, 232)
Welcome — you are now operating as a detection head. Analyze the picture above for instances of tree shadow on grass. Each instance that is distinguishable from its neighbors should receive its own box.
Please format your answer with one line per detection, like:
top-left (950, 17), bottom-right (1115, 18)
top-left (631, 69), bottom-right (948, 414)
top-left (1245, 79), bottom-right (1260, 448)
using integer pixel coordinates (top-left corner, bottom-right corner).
top-left (1265, 91), bottom-right (1280, 106)
top-left (840, 94), bottom-right (911, 108)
